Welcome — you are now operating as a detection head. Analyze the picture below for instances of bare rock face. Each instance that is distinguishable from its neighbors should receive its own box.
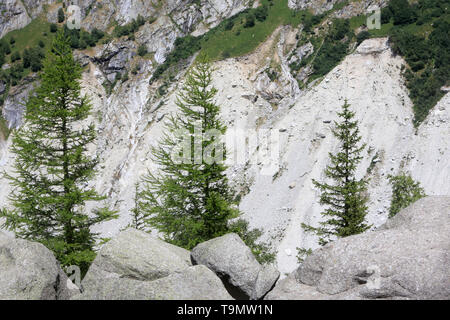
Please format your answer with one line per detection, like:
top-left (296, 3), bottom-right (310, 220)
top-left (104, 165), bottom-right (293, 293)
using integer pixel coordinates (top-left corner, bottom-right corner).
top-left (0, 0), bottom-right (31, 38)
top-left (81, 228), bottom-right (192, 287)
top-left (266, 197), bottom-right (450, 300)
top-left (0, 232), bottom-right (80, 300)
top-left (191, 233), bottom-right (280, 300)
top-left (0, 0), bottom-right (64, 37)
top-left (76, 228), bottom-right (232, 300)
top-left (288, 0), bottom-right (387, 17)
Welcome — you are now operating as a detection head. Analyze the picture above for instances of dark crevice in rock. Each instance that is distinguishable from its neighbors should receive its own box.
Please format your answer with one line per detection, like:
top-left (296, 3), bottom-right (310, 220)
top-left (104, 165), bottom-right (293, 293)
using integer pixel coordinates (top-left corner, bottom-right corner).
top-left (219, 274), bottom-right (249, 300)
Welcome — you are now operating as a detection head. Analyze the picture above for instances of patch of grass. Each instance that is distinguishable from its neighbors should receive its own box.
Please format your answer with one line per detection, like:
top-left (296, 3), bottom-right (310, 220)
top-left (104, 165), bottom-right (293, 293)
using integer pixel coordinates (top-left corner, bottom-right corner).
top-left (2, 18), bottom-right (53, 54)
top-left (368, 21), bottom-right (394, 37)
top-left (200, 0), bottom-right (308, 60)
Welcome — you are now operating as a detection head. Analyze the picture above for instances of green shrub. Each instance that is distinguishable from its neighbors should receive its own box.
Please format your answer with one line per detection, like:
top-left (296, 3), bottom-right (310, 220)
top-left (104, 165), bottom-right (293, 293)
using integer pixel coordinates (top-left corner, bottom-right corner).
top-left (57, 8), bottom-right (65, 23)
top-left (296, 247), bottom-right (313, 263)
top-left (10, 51), bottom-right (21, 62)
top-left (389, 0), bottom-right (416, 25)
top-left (389, 13), bottom-right (448, 126)
top-left (91, 28), bottom-right (105, 42)
top-left (225, 19), bottom-right (234, 31)
top-left (131, 65), bottom-right (140, 75)
top-left (23, 47), bottom-right (44, 71)
top-left (255, 5), bottom-right (269, 22)
top-left (9, 63), bottom-right (24, 85)
top-left (356, 30), bottom-right (370, 44)
top-left (312, 39), bottom-right (348, 78)
top-left (0, 39), bottom-right (11, 55)
top-left (388, 174), bottom-right (426, 218)
top-left (229, 219), bottom-right (276, 265)
top-left (137, 44), bottom-right (148, 57)
top-left (113, 16), bottom-right (145, 38)
top-left (381, 7), bottom-right (392, 24)
top-left (50, 23), bottom-right (58, 33)
top-left (329, 18), bottom-right (350, 41)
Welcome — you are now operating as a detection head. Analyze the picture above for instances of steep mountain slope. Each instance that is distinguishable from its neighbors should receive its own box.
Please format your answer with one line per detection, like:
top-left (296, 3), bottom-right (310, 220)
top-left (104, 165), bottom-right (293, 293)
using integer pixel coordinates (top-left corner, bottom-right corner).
top-left (0, 0), bottom-right (448, 275)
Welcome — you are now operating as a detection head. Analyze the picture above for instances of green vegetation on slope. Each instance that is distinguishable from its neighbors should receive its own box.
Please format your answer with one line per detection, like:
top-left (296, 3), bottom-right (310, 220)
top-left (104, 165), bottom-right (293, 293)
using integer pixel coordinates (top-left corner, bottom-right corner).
top-left (1, 0), bottom-right (447, 129)
top-left (348, 0), bottom-right (449, 126)
top-left (151, 0), bottom-right (312, 83)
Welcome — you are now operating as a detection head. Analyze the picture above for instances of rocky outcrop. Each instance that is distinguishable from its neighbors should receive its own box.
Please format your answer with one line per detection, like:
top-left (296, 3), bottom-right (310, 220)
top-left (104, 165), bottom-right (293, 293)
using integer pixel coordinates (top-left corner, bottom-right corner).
top-left (0, 231), bottom-right (80, 300)
top-left (0, 80), bottom-right (6, 95)
top-left (76, 228), bottom-right (232, 300)
top-left (1, 76), bottom-right (37, 129)
top-left (266, 197), bottom-right (450, 300)
top-left (191, 233), bottom-right (280, 300)
top-left (74, 265), bottom-right (233, 300)
top-left (288, 0), bottom-right (387, 17)
top-left (93, 39), bottom-right (137, 81)
top-left (135, 15), bottom-right (181, 65)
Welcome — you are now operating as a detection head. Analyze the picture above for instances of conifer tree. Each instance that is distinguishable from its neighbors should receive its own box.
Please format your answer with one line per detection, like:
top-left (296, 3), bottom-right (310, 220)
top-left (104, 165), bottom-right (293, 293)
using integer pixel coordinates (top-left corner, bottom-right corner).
top-left (141, 58), bottom-right (275, 264)
top-left (302, 100), bottom-right (371, 246)
top-left (0, 31), bottom-right (117, 273)
top-left (388, 173), bottom-right (426, 218)
top-left (141, 57), bottom-right (238, 249)
top-left (125, 183), bottom-right (150, 232)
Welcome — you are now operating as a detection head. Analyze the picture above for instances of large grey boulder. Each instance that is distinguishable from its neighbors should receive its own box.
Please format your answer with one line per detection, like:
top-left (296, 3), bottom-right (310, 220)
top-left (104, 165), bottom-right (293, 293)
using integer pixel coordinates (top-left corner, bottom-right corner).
top-left (74, 265), bottom-right (233, 300)
top-left (80, 228), bottom-right (192, 293)
top-left (267, 196), bottom-right (450, 300)
top-left (76, 228), bottom-right (232, 300)
top-left (191, 233), bottom-right (280, 300)
top-left (0, 233), bottom-right (80, 300)
top-left (265, 273), bottom-right (329, 300)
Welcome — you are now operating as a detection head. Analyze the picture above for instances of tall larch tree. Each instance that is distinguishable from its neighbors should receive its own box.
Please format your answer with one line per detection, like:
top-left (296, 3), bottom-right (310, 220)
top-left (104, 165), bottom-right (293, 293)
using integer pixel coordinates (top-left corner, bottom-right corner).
top-left (302, 100), bottom-right (371, 246)
top-left (140, 57), bottom-right (275, 263)
top-left (141, 57), bottom-right (238, 249)
top-left (0, 31), bottom-right (117, 273)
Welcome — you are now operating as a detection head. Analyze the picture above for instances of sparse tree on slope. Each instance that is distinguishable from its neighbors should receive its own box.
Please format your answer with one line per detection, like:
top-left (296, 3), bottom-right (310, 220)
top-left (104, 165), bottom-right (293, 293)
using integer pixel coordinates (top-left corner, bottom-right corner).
top-left (0, 31), bottom-right (117, 274)
top-left (141, 57), bottom-right (237, 249)
top-left (302, 100), bottom-right (371, 246)
top-left (388, 173), bottom-right (426, 218)
top-left (125, 183), bottom-right (150, 232)
top-left (140, 57), bottom-right (275, 263)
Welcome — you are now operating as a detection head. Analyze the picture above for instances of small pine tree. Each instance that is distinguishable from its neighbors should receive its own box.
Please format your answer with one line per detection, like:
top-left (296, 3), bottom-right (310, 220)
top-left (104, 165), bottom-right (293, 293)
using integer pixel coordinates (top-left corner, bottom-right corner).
top-left (388, 173), bottom-right (426, 218)
top-left (302, 100), bottom-right (371, 246)
top-left (0, 31), bottom-right (117, 274)
top-left (126, 183), bottom-right (150, 231)
top-left (141, 57), bottom-right (238, 249)
top-left (58, 8), bottom-right (65, 23)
